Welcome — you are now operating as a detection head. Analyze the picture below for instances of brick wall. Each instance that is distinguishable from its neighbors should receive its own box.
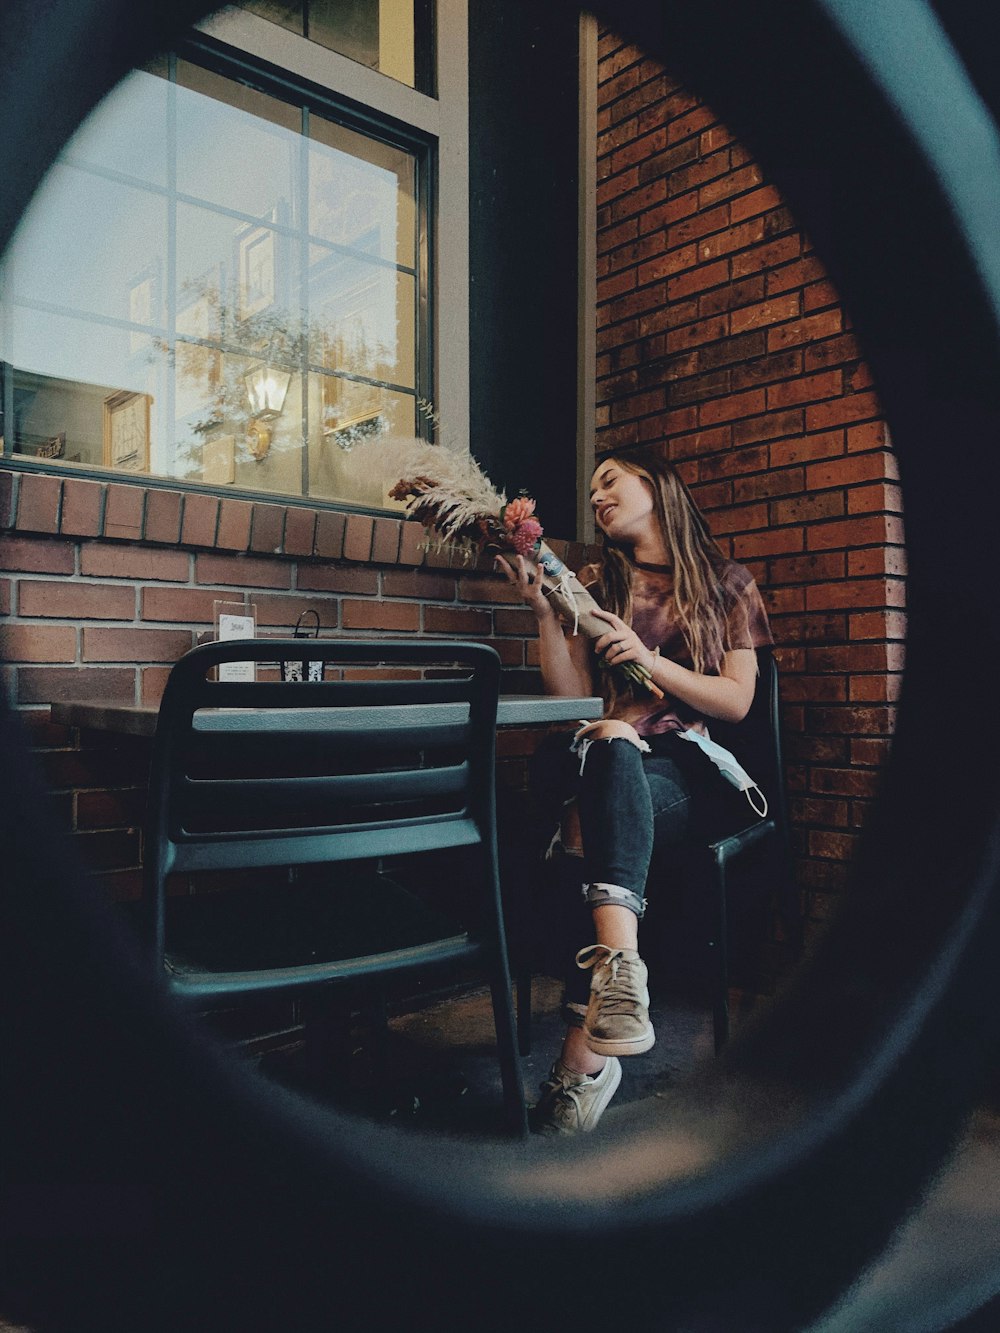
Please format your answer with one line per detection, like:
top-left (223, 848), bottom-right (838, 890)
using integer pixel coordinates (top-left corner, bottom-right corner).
top-left (595, 33), bottom-right (906, 929)
top-left (0, 468), bottom-right (590, 899)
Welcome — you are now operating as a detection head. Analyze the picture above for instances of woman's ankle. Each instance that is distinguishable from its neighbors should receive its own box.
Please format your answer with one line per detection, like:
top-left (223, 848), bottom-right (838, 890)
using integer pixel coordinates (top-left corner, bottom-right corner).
top-left (561, 1024), bottom-right (607, 1076)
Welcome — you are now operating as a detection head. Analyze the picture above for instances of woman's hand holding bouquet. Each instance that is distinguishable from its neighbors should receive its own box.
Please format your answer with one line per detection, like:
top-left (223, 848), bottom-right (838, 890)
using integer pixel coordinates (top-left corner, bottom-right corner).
top-left (377, 436), bottom-right (662, 699)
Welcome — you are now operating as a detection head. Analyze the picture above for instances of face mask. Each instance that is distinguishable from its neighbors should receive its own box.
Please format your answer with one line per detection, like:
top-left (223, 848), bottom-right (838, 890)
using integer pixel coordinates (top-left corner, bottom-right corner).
top-left (676, 728), bottom-right (768, 818)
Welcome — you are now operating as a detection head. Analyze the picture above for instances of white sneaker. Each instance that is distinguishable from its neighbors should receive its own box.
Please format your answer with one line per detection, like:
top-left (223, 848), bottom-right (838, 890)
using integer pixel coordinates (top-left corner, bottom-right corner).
top-left (531, 1056), bottom-right (622, 1134)
top-left (576, 944), bottom-right (655, 1056)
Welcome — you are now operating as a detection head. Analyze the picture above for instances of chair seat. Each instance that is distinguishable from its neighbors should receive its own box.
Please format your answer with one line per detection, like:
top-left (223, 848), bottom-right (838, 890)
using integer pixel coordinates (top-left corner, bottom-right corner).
top-left (122, 874), bottom-right (479, 999)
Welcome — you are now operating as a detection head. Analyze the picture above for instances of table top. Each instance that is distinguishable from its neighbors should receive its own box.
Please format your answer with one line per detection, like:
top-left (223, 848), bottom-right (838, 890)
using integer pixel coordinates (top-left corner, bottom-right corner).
top-left (50, 693), bottom-right (604, 739)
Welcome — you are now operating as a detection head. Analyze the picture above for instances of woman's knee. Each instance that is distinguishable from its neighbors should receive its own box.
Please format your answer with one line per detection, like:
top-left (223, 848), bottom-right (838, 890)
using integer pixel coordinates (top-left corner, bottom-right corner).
top-left (576, 719), bottom-right (647, 752)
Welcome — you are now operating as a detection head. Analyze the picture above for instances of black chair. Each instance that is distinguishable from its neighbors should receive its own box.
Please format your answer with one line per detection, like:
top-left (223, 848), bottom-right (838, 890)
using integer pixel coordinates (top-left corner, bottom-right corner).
top-left (141, 637), bottom-right (527, 1137)
top-left (695, 644), bottom-right (793, 1052)
top-left (516, 645), bottom-right (793, 1057)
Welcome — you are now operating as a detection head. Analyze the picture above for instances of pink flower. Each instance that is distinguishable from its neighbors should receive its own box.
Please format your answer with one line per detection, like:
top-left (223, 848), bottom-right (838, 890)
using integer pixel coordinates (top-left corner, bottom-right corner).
top-left (507, 517), bottom-right (543, 555)
top-left (503, 496), bottom-right (536, 529)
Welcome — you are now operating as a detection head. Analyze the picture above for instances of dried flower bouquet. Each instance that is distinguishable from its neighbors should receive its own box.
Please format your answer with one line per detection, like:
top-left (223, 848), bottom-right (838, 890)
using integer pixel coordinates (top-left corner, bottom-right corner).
top-left (379, 437), bottom-right (662, 699)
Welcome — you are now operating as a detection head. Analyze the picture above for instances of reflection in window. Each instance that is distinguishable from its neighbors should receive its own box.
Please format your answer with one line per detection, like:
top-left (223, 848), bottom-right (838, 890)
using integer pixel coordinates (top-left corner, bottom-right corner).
top-left (0, 50), bottom-right (426, 510)
top-left (239, 0), bottom-right (429, 92)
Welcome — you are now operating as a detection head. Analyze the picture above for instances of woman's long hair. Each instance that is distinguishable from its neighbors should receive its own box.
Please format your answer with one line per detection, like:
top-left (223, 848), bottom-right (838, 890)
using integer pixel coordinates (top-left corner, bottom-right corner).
top-left (596, 446), bottom-right (741, 695)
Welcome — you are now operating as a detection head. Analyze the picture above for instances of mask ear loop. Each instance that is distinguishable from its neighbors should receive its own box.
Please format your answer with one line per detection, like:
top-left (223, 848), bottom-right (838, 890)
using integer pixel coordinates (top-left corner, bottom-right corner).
top-left (746, 785), bottom-right (769, 818)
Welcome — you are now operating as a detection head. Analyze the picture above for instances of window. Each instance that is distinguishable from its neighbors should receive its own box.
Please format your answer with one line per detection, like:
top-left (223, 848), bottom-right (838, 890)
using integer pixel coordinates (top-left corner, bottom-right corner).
top-left (0, 29), bottom-right (437, 511)
top-left (239, 0), bottom-right (434, 93)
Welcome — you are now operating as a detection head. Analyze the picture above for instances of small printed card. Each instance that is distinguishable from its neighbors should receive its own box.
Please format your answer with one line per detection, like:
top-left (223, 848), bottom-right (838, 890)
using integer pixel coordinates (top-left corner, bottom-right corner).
top-left (213, 600), bottom-right (257, 682)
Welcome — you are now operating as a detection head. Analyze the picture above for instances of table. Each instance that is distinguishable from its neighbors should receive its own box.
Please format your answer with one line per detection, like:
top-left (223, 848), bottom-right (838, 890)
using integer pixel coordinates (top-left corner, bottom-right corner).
top-left (51, 694), bottom-right (604, 738)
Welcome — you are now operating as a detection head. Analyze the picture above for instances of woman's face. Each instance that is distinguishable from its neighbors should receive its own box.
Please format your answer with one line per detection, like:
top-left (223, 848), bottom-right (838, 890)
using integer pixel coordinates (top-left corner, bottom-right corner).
top-left (590, 461), bottom-right (657, 544)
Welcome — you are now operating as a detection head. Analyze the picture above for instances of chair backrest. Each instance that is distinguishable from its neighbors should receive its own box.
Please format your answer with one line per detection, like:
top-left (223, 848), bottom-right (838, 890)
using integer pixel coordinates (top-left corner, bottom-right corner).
top-left (710, 645), bottom-right (788, 834)
top-left (144, 639), bottom-right (502, 896)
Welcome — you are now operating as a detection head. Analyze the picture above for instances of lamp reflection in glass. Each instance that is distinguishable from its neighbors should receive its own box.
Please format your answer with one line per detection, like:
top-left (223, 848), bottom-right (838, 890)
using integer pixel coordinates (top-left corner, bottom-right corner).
top-left (244, 364), bottom-right (291, 461)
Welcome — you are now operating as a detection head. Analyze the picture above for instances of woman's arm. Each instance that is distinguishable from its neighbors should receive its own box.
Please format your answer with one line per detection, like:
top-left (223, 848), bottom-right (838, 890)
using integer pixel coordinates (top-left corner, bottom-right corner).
top-left (495, 555), bottom-right (595, 697)
top-left (592, 608), bottom-right (756, 723)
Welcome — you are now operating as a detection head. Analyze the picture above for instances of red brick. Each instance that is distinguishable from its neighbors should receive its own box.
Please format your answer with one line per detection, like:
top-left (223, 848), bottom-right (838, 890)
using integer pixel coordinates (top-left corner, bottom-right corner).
top-left (770, 430), bottom-right (844, 468)
top-left (423, 606), bottom-right (492, 635)
top-left (806, 452), bottom-right (888, 490)
top-left (0, 580), bottom-right (10, 615)
top-left (665, 259), bottom-right (730, 301)
top-left (0, 624), bottom-right (77, 662)
top-left (805, 578), bottom-right (902, 611)
top-left (850, 674), bottom-right (903, 703)
top-left (791, 797), bottom-right (850, 828)
top-left (666, 104), bottom-right (716, 145)
top-left (253, 595), bottom-right (338, 629)
top-left (457, 574), bottom-right (522, 605)
top-left (769, 551), bottom-right (845, 584)
top-left (298, 565), bottom-right (379, 594)
top-left (732, 468), bottom-right (804, 502)
top-left (341, 600), bottom-right (419, 631)
top-left (698, 389), bottom-right (766, 425)
top-left (803, 279), bottom-right (840, 311)
top-left (728, 293), bottom-right (800, 335)
top-left (806, 514), bottom-right (904, 551)
top-left (695, 216), bottom-right (767, 262)
top-left (808, 830), bottom-right (859, 861)
top-left (763, 586), bottom-right (806, 615)
top-left (343, 514), bottom-right (374, 563)
top-left (216, 500), bottom-right (253, 552)
top-left (249, 503), bottom-right (286, 554)
top-left (104, 484), bottom-right (144, 541)
top-left (848, 547), bottom-right (907, 578)
top-left (283, 507), bottom-right (316, 558)
top-left (17, 666), bottom-right (135, 705)
top-left (805, 392), bottom-right (882, 432)
top-left (766, 310), bottom-right (843, 353)
top-left (809, 705), bottom-right (896, 736)
top-left (144, 490), bottom-right (184, 545)
top-left (729, 184), bottom-right (783, 222)
top-left (0, 534), bottom-right (75, 574)
top-left (60, 479), bottom-right (104, 537)
top-left (765, 255), bottom-right (827, 295)
top-left (850, 610), bottom-right (907, 640)
top-left (0, 471), bottom-right (15, 528)
top-left (771, 492), bottom-right (844, 525)
top-left (141, 586), bottom-right (226, 624)
top-left (372, 517), bottom-right (402, 564)
top-left (846, 420), bottom-right (890, 452)
top-left (72, 828), bottom-right (142, 872)
top-left (852, 738), bottom-right (892, 766)
top-left (315, 510), bottom-right (347, 560)
top-left (697, 276), bottom-right (766, 318)
top-left (382, 569), bottom-right (457, 600)
top-left (665, 202), bottom-right (731, 250)
top-left (847, 482), bottom-right (904, 515)
top-left (732, 528), bottom-right (804, 559)
top-left (193, 552), bottom-right (290, 590)
top-left (698, 164), bottom-right (763, 208)
top-left (141, 667), bottom-right (171, 706)
top-left (19, 580), bottom-right (134, 620)
top-left (494, 607), bottom-right (542, 637)
top-left (180, 494), bottom-right (219, 547)
top-left (780, 674), bottom-right (847, 703)
top-left (76, 788), bottom-right (147, 831)
top-left (732, 408), bottom-right (802, 446)
top-left (398, 521), bottom-right (426, 566)
top-left (730, 234), bottom-right (801, 278)
top-left (81, 544), bottom-right (189, 581)
top-left (82, 627), bottom-right (193, 662)
top-left (16, 473), bottom-right (62, 534)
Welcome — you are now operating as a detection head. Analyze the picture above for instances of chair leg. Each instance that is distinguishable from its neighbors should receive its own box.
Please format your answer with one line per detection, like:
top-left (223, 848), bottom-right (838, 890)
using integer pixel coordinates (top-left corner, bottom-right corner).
top-left (517, 963), bottom-right (532, 1057)
top-left (486, 949), bottom-right (529, 1139)
top-left (710, 851), bottom-right (730, 1056)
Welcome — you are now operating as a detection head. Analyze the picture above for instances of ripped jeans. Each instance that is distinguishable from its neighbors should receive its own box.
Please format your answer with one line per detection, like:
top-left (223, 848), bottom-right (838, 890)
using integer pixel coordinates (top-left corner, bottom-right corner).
top-left (552, 730), bottom-right (710, 1019)
top-left (569, 732), bottom-right (695, 918)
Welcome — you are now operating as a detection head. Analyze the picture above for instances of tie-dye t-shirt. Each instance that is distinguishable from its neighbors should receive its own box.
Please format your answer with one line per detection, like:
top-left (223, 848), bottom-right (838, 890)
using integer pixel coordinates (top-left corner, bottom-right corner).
top-left (578, 558), bottom-right (773, 736)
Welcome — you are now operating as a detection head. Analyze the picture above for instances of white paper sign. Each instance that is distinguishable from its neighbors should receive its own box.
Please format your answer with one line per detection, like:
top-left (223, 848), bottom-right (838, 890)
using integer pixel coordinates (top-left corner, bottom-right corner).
top-left (217, 612), bottom-right (256, 682)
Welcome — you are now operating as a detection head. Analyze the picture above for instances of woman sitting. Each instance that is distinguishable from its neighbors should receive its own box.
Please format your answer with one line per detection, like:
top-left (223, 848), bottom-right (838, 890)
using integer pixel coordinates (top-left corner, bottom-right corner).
top-left (498, 444), bottom-right (772, 1134)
